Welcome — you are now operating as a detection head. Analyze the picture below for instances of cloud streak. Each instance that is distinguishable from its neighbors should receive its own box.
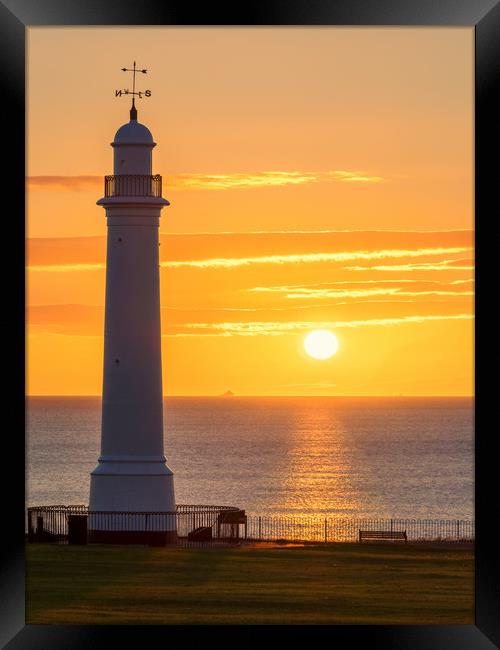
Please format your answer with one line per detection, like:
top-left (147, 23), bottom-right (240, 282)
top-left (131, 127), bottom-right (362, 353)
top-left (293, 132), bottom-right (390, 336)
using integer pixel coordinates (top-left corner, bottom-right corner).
top-left (27, 263), bottom-right (105, 273)
top-left (27, 169), bottom-right (386, 193)
top-left (27, 176), bottom-right (102, 191)
top-left (346, 259), bottom-right (474, 272)
top-left (250, 286), bottom-right (473, 300)
top-left (169, 170), bottom-right (385, 190)
top-left (26, 231), bottom-right (473, 268)
top-left (160, 247), bottom-right (470, 270)
top-left (27, 246), bottom-right (472, 274)
top-left (27, 299), bottom-right (474, 335)
top-left (169, 313), bottom-right (473, 337)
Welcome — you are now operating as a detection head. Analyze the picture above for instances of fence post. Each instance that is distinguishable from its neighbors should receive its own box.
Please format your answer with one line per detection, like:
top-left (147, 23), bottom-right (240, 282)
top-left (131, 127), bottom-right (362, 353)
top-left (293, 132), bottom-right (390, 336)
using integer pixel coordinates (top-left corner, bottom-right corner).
top-left (457, 519), bottom-right (460, 540)
top-left (390, 518), bottom-right (393, 533)
top-left (36, 516), bottom-right (43, 540)
top-left (258, 516), bottom-right (262, 540)
top-left (324, 518), bottom-right (327, 544)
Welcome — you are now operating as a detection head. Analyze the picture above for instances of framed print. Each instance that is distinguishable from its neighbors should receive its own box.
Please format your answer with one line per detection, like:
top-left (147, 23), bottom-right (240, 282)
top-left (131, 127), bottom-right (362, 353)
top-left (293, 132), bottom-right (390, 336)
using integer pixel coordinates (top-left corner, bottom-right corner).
top-left (1, 0), bottom-right (499, 647)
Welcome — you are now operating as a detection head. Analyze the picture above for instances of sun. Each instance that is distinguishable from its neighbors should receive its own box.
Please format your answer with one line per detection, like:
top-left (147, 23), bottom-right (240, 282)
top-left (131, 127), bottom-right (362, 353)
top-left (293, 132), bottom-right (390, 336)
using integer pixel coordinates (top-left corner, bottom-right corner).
top-left (304, 329), bottom-right (339, 360)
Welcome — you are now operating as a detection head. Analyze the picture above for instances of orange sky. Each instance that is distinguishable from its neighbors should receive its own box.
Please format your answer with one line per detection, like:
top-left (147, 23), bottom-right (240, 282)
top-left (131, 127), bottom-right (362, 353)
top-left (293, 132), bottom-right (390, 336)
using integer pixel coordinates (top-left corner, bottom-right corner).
top-left (26, 27), bottom-right (474, 396)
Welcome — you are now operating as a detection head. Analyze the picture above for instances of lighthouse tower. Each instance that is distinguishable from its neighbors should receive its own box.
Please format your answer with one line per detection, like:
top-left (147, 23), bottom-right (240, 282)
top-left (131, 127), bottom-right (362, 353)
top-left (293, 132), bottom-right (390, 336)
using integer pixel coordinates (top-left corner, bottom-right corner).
top-left (89, 95), bottom-right (176, 543)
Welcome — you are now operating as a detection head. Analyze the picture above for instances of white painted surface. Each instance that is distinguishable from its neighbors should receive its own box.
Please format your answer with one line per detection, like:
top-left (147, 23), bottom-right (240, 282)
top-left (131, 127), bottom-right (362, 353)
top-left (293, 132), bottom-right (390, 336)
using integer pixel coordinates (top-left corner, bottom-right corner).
top-left (112, 119), bottom-right (155, 176)
top-left (89, 115), bottom-right (176, 525)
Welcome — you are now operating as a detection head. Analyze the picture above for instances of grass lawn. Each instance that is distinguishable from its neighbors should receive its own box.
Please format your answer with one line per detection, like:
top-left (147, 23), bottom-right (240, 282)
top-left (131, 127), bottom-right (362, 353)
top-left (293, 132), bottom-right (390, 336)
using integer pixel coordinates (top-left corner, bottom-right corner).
top-left (26, 542), bottom-right (474, 625)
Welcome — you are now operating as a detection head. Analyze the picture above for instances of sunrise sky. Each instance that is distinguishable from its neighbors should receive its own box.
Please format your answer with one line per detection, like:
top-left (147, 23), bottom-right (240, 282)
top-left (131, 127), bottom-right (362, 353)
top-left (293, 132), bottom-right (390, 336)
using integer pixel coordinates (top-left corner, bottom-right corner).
top-left (27, 27), bottom-right (474, 396)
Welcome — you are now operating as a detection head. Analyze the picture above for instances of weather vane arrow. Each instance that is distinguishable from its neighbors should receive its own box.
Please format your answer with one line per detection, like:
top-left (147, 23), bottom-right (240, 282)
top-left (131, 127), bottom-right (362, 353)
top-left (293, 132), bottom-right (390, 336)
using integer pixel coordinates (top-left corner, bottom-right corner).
top-left (115, 61), bottom-right (151, 119)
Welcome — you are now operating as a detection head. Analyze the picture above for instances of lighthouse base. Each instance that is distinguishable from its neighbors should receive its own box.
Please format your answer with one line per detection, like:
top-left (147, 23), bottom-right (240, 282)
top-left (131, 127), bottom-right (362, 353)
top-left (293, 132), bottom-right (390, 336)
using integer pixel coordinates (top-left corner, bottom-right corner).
top-left (88, 457), bottom-right (177, 544)
top-left (88, 529), bottom-right (177, 546)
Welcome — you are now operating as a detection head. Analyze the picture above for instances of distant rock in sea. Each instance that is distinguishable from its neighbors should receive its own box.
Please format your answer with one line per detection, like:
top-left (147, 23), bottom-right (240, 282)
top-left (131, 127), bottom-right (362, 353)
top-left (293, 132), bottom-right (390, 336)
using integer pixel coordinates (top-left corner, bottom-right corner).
top-left (220, 390), bottom-right (234, 397)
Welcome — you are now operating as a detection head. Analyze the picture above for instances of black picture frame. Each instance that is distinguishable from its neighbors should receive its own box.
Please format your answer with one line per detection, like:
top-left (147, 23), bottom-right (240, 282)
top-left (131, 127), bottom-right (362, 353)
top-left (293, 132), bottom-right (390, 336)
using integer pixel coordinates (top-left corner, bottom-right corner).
top-left (2, 0), bottom-right (498, 647)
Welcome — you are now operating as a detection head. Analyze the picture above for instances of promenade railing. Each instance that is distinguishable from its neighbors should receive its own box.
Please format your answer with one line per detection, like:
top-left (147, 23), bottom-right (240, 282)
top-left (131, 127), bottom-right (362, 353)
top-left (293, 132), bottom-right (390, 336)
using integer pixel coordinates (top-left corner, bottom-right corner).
top-left (26, 504), bottom-right (242, 546)
top-left (26, 506), bottom-right (474, 545)
top-left (245, 515), bottom-right (474, 544)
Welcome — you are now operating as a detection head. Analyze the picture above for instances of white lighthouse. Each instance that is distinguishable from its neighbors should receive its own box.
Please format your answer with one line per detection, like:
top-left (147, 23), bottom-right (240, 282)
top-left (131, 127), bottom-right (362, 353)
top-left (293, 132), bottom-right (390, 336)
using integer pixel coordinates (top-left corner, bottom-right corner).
top-left (88, 91), bottom-right (176, 543)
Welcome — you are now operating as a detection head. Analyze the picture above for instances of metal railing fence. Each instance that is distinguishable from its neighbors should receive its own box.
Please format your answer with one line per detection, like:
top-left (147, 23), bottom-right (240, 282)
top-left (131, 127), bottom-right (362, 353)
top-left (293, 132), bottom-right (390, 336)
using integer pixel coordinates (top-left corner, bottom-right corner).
top-left (104, 174), bottom-right (162, 197)
top-left (26, 506), bottom-right (475, 546)
top-left (245, 515), bottom-right (474, 544)
top-left (27, 504), bottom-right (242, 547)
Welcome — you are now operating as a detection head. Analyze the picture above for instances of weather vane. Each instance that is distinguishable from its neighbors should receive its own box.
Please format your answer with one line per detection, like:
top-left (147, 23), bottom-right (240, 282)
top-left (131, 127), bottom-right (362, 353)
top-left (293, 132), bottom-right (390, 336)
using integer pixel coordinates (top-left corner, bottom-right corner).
top-left (115, 61), bottom-right (151, 119)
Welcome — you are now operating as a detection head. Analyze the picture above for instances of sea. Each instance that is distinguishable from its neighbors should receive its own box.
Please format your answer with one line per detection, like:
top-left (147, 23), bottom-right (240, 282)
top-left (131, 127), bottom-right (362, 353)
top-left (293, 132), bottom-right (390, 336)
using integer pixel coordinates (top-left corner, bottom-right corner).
top-left (26, 396), bottom-right (474, 521)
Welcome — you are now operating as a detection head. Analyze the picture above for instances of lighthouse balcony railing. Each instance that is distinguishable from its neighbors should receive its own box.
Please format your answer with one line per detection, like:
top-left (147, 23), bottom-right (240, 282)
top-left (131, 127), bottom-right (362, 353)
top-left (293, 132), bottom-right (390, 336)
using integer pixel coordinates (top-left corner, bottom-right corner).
top-left (26, 504), bottom-right (242, 545)
top-left (104, 174), bottom-right (162, 198)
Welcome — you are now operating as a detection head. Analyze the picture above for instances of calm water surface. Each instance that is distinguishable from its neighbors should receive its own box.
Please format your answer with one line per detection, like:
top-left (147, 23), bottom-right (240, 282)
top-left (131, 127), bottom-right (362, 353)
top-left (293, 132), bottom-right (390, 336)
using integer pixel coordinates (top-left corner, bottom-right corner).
top-left (26, 397), bottom-right (474, 519)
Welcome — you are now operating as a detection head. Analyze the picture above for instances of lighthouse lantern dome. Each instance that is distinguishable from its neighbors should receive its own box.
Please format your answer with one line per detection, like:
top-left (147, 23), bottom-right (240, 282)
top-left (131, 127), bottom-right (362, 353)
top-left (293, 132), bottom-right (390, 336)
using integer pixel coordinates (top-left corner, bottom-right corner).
top-left (113, 120), bottom-right (155, 146)
top-left (112, 116), bottom-right (155, 176)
